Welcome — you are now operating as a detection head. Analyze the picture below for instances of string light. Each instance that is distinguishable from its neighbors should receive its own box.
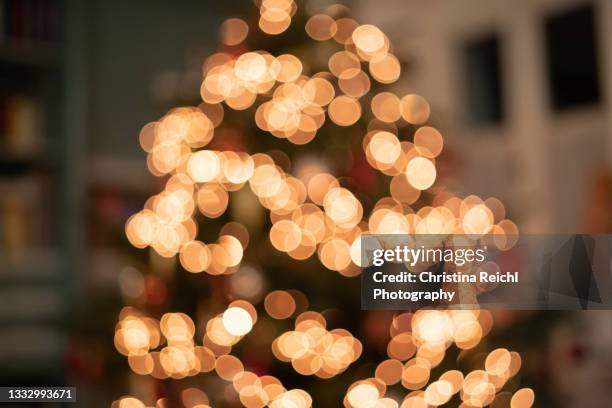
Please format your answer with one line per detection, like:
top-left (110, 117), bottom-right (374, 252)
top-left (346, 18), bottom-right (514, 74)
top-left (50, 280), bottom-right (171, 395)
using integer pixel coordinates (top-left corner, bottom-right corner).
top-left (116, 1), bottom-right (532, 406)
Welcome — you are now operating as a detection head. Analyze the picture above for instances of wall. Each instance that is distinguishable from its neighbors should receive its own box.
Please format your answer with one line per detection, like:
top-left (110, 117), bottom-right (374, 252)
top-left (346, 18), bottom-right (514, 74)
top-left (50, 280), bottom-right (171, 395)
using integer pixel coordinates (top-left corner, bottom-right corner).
top-left (355, 0), bottom-right (612, 233)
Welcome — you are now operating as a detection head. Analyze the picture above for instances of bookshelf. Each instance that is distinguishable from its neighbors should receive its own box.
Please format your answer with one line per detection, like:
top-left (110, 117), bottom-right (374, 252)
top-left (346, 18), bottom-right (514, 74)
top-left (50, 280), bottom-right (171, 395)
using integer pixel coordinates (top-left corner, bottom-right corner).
top-left (0, 0), bottom-right (84, 382)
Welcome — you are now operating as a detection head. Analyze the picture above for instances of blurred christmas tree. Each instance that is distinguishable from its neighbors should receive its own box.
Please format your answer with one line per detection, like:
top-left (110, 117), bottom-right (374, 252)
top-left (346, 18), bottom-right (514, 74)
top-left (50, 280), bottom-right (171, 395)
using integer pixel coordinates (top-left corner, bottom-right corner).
top-left (112, 1), bottom-right (535, 407)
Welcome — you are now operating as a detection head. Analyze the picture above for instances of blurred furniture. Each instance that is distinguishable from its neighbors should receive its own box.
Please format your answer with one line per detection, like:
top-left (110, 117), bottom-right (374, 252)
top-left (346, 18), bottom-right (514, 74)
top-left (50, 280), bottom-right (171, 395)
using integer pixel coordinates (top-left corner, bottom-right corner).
top-left (0, 0), bottom-right (86, 383)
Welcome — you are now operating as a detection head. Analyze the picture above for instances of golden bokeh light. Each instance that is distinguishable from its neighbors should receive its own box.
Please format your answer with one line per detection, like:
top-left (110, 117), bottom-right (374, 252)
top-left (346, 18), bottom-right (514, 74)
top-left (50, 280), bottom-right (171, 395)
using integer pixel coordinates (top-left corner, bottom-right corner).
top-left (368, 131), bottom-right (402, 164)
top-left (258, 0), bottom-right (295, 35)
top-left (375, 359), bottom-right (403, 385)
top-left (511, 388), bottom-right (535, 408)
top-left (273, 313), bottom-right (362, 378)
top-left (220, 18), bottom-right (249, 46)
top-left (179, 240), bottom-right (211, 273)
top-left (414, 126), bottom-right (443, 158)
top-left (328, 95), bottom-right (361, 126)
top-left (371, 92), bottom-right (402, 123)
top-left (401, 94), bottom-right (431, 125)
top-left (119, 3), bottom-right (530, 406)
top-left (405, 157), bottom-right (437, 190)
top-left (265, 290), bottom-right (297, 319)
top-left (222, 306), bottom-right (254, 336)
top-left (369, 53), bottom-right (401, 83)
top-left (352, 24), bottom-right (388, 56)
top-left (338, 69), bottom-right (371, 98)
top-left (305, 14), bottom-right (337, 41)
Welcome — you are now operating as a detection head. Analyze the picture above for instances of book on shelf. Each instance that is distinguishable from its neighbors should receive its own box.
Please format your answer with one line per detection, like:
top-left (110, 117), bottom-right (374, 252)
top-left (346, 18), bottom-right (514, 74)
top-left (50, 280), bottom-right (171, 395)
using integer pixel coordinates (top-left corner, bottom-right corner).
top-left (0, 0), bottom-right (61, 44)
top-left (0, 95), bottom-right (43, 159)
top-left (0, 174), bottom-right (53, 262)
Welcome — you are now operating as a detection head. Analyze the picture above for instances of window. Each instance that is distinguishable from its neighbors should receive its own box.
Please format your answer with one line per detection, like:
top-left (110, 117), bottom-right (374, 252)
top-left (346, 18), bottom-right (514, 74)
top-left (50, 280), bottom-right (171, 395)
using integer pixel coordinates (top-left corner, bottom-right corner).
top-left (461, 35), bottom-right (504, 126)
top-left (545, 4), bottom-right (600, 111)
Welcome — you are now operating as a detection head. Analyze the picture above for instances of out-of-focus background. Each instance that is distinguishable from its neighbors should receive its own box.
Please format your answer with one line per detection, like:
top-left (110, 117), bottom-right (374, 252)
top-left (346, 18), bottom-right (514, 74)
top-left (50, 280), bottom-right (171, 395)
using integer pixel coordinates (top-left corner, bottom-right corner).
top-left (0, 0), bottom-right (611, 406)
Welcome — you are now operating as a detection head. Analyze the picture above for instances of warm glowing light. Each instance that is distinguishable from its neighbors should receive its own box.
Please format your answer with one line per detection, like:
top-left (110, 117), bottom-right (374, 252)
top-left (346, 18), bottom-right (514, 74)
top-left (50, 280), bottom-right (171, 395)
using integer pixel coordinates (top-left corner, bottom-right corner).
top-left (179, 240), bottom-right (211, 273)
top-left (265, 290), bottom-right (297, 319)
top-left (121, 2), bottom-right (529, 406)
top-left (371, 92), bottom-right (401, 123)
top-left (188, 150), bottom-right (220, 182)
top-left (369, 54), bottom-right (401, 83)
top-left (369, 131), bottom-right (401, 164)
top-left (414, 126), bottom-right (443, 158)
top-left (375, 359), bottom-right (403, 385)
top-left (328, 96), bottom-right (361, 126)
top-left (323, 187), bottom-right (363, 229)
top-left (352, 24), bottom-right (387, 54)
top-left (406, 157), bottom-right (436, 190)
top-left (511, 388), bottom-right (535, 408)
top-left (401, 94), bottom-right (430, 125)
top-left (220, 18), bottom-right (249, 46)
top-left (222, 307), bottom-right (254, 336)
top-left (305, 14), bottom-right (337, 41)
top-left (348, 383), bottom-right (379, 406)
